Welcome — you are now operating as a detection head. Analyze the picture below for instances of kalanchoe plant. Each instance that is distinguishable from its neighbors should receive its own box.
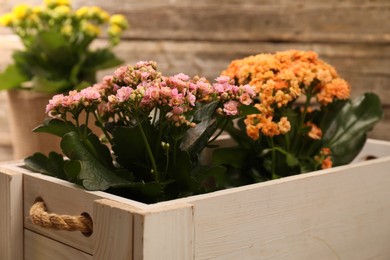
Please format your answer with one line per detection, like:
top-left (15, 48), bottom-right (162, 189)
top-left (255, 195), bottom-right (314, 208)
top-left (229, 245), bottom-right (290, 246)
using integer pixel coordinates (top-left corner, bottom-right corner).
top-left (213, 50), bottom-right (383, 187)
top-left (0, 0), bottom-right (128, 93)
top-left (24, 61), bottom-right (256, 203)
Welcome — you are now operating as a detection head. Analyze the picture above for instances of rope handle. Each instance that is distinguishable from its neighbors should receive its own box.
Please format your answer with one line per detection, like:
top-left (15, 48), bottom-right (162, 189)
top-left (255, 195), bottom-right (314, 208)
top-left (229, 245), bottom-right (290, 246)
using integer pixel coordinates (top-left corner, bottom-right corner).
top-left (29, 197), bottom-right (93, 236)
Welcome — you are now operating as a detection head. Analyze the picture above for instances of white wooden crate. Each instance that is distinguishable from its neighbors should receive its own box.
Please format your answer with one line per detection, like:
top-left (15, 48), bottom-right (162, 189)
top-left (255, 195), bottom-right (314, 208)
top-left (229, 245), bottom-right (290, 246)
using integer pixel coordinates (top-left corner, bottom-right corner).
top-left (1, 139), bottom-right (390, 259)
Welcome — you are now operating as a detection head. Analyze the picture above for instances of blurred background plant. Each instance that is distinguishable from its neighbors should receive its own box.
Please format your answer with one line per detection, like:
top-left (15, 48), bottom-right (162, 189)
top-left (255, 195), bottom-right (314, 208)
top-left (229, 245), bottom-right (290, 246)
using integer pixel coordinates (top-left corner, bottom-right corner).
top-left (0, 0), bottom-right (128, 93)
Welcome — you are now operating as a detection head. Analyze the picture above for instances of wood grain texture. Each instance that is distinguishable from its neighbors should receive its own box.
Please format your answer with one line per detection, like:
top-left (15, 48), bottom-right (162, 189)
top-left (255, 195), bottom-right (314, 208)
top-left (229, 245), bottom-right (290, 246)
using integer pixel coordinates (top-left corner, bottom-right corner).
top-left (133, 203), bottom-right (194, 260)
top-left (173, 141), bottom-right (390, 259)
top-left (24, 229), bottom-right (92, 260)
top-left (1, 1), bottom-right (389, 43)
top-left (0, 165), bottom-right (23, 260)
top-left (93, 199), bottom-right (140, 259)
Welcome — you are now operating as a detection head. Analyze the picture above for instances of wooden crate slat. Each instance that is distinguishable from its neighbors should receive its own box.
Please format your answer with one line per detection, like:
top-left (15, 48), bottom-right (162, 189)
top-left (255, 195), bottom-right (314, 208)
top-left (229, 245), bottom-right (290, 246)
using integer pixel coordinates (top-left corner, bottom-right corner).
top-left (183, 157), bottom-right (390, 259)
top-left (0, 166), bottom-right (23, 260)
top-left (24, 229), bottom-right (92, 260)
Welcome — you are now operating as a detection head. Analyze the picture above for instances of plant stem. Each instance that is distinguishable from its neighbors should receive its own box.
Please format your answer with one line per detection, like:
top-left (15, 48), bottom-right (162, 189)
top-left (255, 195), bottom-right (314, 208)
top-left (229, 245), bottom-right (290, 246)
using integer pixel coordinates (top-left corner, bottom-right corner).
top-left (136, 116), bottom-right (159, 181)
top-left (269, 137), bottom-right (277, 180)
top-left (208, 118), bottom-right (229, 144)
top-left (84, 111), bottom-right (90, 139)
top-left (299, 93), bottom-right (312, 129)
top-left (92, 111), bottom-right (113, 144)
top-left (154, 108), bottom-right (166, 157)
top-left (171, 137), bottom-right (178, 179)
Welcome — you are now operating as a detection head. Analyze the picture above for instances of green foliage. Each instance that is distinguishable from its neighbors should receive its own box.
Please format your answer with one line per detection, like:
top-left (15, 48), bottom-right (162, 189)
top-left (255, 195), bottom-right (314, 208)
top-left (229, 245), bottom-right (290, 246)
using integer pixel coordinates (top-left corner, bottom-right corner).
top-left (214, 93), bottom-right (383, 186)
top-left (323, 93), bottom-right (383, 166)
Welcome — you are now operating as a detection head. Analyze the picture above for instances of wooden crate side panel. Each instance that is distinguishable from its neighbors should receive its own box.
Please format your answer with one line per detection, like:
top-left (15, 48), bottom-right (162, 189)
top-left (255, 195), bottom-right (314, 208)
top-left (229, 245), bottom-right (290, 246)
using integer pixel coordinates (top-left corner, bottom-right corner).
top-left (188, 158), bottom-right (390, 260)
top-left (93, 199), bottom-right (139, 259)
top-left (24, 229), bottom-right (92, 260)
top-left (133, 204), bottom-right (194, 260)
top-left (0, 168), bottom-right (23, 260)
top-left (23, 173), bottom-right (100, 254)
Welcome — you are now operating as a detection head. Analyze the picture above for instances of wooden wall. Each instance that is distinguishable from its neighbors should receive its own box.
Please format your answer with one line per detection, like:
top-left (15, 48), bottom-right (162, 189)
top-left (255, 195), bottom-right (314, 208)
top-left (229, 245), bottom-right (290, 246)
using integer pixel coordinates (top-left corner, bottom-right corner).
top-left (0, 0), bottom-right (389, 158)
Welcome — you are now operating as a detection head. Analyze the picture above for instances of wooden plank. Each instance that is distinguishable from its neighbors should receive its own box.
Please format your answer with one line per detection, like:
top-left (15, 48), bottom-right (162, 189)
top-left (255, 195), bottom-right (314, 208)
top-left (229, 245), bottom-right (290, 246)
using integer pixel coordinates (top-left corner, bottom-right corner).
top-left (0, 165), bottom-right (23, 260)
top-left (92, 199), bottom-right (140, 259)
top-left (133, 203), bottom-right (194, 260)
top-left (2, 0), bottom-right (389, 43)
top-left (1, 37), bottom-right (389, 102)
top-left (175, 152), bottom-right (390, 259)
top-left (24, 229), bottom-right (92, 260)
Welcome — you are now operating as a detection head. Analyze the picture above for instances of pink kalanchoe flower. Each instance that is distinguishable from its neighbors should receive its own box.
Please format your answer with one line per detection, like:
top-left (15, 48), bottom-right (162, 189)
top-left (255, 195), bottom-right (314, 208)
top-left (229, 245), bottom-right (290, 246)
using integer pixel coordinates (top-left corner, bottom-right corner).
top-left (223, 100), bottom-right (240, 116)
top-left (186, 92), bottom-right (196, 106)
top-left (171, 106), bottom-right (184, 115)
top-left (64, 90), bottom-right (83, 107)
top-left (81, 87), bottom-right (101, 101)
top-left (241, 84), bottom-right (256, 97)
top-left (169, 88), bottom-right (184, 107)
top-left (239, 93), bottom-right (253, 105)
top-left (113, 66), bottom-right (128, 80)
top-left (116, 87), bottom-right (133, 102)
top-left (215, 75), bottom-right (231, 84)
top-left (46, 94), bottom-right (64, 114)
top-left (160, 86), bottom-right (172, 99)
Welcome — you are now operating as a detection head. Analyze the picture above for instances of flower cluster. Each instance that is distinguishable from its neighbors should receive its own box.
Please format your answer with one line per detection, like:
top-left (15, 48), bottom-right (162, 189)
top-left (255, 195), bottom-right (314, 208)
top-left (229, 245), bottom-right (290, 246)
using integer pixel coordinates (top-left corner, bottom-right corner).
top-left (0, 0), bottom-right (128, 93)
top-left (214, 50), bottom-right (377, 184)
top-left (223, 50), bottom-right (350, 144)
top-left (0, 0), bottom-right (128, 46)
top-left (46, 61), bottom-right (256, 131)
top-left (27, 61), bottom-right (257, 202)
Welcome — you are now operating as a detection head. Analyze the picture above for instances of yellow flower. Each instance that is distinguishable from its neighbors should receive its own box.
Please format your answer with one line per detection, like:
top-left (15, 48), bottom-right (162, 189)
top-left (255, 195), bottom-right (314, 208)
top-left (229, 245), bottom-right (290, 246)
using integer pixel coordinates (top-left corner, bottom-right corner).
top-left (61, 24), bottom-right (73, 36)
top-left (32, 6), bottom-right (42, 15)
top-left (44, 0), bottom-right (70, 8)
top-left (75, 7), bottom-right (89, 18)
top-left (12, 4), bottom-right (30, 20)
top-left (0, 13), bottom-right (13, 27)
top-left (82, 22), bottom-right (101, 37)
top-left (108, 24), bottom-right (122, 36)
top-left (90, 6), bottom-right (109, 22)
top-left (109, 14), bottom-right (128, 29)
top-left (54, 5), bottom-right (71, 16)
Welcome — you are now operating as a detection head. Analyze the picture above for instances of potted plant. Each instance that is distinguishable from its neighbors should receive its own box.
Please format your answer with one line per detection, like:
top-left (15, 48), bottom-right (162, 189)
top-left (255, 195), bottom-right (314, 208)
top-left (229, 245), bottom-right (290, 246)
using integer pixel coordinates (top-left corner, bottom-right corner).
top-left (1, 51), bottom-right (389, 259)
top-left (0, 0), bottom-right (128, 158)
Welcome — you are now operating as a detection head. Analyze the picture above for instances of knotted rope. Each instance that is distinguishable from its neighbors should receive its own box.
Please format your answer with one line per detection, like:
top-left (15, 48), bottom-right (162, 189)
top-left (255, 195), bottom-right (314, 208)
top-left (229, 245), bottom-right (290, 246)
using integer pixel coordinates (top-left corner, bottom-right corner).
top-left (29, 197), bottom-right (93, 236)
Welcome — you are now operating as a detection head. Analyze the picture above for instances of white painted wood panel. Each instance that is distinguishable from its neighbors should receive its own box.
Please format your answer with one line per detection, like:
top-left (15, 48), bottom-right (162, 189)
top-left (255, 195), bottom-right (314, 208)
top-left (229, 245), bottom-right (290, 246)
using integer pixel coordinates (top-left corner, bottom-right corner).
top-left (133, 203), bottom-right (194, 260)
top-left (0, 165), bottom-right (23, 260)
top-left (185, 156), bottom-right (390, 259)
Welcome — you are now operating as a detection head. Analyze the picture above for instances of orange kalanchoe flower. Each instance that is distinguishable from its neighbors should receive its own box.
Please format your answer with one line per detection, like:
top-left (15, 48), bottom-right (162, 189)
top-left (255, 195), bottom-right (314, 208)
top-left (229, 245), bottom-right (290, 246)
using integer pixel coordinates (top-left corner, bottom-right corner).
top-left (306, 122), bottom-right (322, 140)
top-left (222, 50), bottom-right (350, 141)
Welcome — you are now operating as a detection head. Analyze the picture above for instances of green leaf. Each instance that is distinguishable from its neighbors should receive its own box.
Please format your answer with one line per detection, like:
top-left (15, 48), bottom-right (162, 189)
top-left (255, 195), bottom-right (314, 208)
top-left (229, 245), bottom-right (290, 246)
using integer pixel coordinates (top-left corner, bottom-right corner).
top-left (32, 75), bottom-right (70, 94)
top-left (239, 104), bottom-right (261, 116)
top-left (24, 152), bottom-right (67, 180)
top-left (83, 48), bottom-right (123, 72)
top-left (61, 132), bottom-right (130, 190)
top-left (33, 118), bottom-right (77, 137)
top-left (180, 101), bottom-right (219, 157)
top-left (167, 150), bottom-right (199, 195)
top-left (112, 126), bottom-right (151, 176)
top-left (0, 64), bottom-right (29, 90)
top-left (212, 147), bottom-right (248, 169)
top-left (323, 93), bottom-right (383, 166)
